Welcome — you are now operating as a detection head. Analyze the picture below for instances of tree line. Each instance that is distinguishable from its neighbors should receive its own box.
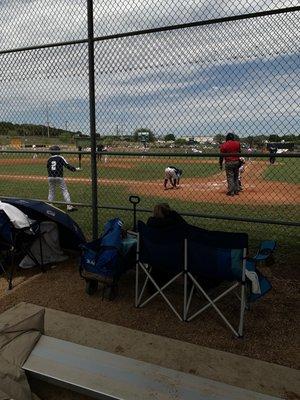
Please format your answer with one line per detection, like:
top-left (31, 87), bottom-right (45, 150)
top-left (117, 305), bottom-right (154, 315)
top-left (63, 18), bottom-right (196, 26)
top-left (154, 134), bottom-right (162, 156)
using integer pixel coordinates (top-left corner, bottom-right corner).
top-left (0, 121), bottom-right (81, 137)
top-left (1, 121), bottom-right (298, 147)
top-left (213, 133), bottom-right (300, 147)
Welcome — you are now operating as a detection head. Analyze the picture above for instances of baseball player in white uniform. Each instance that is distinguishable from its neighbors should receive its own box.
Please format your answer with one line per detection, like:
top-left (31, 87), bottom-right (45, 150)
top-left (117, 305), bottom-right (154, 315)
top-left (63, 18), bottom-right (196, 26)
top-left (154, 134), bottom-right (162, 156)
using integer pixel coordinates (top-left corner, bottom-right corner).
top-left (47, 146), bottom-right (78, 211)
top-left (164, 166), bottom-right (183, 189)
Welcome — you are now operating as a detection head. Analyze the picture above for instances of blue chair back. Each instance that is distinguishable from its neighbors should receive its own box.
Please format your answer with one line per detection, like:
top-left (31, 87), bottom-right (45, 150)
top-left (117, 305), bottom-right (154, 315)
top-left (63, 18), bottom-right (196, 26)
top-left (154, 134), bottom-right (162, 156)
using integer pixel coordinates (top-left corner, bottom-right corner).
top-left (138, 221), bottom-right (248, 281)
top-left (138, 222), bottom-right (185, 273)
top-left (187, 225), bottom-right (248, 280)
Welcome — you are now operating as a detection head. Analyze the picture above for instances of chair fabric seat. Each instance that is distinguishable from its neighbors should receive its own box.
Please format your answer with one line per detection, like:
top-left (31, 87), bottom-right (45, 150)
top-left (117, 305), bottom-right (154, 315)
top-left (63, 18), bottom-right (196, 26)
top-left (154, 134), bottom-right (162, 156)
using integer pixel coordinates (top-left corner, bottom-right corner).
top-left (139, 222), bottom-right (247, 282)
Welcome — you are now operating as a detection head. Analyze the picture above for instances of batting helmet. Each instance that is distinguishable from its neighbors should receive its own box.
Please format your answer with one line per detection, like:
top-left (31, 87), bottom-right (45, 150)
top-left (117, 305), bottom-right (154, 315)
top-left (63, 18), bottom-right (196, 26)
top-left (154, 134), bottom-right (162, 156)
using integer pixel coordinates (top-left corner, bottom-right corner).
top-left (50, 145), bottom-right (60, 155)
top-left (226, 132), bottom-right (235, 141)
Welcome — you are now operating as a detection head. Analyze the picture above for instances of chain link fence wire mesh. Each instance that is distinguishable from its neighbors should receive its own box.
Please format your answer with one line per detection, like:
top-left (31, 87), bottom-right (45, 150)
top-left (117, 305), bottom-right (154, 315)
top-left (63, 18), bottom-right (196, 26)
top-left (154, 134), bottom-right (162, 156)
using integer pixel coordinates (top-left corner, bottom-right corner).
top-left (0, 1), bottom-right (299, 253)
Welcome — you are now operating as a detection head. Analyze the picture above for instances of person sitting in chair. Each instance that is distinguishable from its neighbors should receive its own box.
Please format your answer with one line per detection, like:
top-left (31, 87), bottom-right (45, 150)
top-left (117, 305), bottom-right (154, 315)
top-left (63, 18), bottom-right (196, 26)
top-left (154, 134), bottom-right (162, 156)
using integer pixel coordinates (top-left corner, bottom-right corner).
top-left (146, 203), bottom-right (187, 228)
top-left (146, 204), bottom-right (219, 293)
top-left (146, 204), bottom-right (187, 293)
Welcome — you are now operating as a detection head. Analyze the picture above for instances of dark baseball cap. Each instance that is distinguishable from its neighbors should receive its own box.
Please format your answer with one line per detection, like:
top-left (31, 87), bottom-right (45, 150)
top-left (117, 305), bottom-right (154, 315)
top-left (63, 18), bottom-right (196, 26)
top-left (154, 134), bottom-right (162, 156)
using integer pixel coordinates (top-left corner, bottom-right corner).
top-left (226, 132), bottom-right (235, 141)
top-left (50, 145), bottom-right (60, 154)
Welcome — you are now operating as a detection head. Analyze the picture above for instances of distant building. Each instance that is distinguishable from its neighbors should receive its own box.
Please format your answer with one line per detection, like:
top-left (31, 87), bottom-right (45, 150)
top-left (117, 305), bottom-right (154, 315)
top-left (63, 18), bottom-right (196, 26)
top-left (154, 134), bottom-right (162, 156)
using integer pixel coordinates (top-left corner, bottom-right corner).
top-left (266, 142), bottom-right (294, 152)
top-left (184, 136), bottom-right (214, 144)
top-left (196, 136), bottom-right (214, 144)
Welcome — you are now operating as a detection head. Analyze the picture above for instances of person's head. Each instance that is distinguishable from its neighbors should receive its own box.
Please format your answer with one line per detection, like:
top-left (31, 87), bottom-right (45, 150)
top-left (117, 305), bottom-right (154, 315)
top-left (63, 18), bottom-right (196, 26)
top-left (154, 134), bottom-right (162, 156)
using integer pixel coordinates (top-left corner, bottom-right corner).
top-left (50, 145), bottom-right (60, 155)
top-left (239, 157), bottom-right (245, 164)
top-left (226, 132), bottom-right (235, 141)
top-left (177, 169), bottom-right (183, 177)
top-left (153, 203), bottom-right (171, 219)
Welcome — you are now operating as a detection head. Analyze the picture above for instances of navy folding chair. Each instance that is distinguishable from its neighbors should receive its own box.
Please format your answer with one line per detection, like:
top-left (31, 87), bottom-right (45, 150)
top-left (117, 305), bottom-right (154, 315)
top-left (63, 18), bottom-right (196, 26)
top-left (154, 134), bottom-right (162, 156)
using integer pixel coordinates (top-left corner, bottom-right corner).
top-left (0, 210), bottom-right (44, 290)
top-left (136, 221), bottom-right (249, 337)
top-left (184, 226), bottom-right (248, 337)
top-left (136, 222), bottom-right (186, 321)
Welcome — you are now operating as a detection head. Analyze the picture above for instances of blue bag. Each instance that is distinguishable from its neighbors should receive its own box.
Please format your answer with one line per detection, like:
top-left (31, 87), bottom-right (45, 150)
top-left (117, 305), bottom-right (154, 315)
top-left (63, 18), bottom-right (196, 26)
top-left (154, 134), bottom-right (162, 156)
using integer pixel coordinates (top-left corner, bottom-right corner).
top-left (80, 218), bottom-right (123, 283)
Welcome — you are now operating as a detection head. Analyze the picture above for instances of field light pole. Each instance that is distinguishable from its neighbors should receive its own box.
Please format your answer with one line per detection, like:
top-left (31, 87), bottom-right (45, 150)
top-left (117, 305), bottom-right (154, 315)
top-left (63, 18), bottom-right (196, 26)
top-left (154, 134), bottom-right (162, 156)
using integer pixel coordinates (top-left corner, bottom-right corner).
top-left (46, 103), bottom-right (50, 138)
top-left (87, 0), bottom-right (98, 239)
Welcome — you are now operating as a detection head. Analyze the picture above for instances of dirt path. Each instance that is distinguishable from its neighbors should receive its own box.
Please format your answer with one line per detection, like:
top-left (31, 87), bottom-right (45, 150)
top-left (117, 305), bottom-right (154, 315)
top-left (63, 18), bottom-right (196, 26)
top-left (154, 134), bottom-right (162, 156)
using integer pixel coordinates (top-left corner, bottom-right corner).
top-left (126, 161), bottom-right (299, 205)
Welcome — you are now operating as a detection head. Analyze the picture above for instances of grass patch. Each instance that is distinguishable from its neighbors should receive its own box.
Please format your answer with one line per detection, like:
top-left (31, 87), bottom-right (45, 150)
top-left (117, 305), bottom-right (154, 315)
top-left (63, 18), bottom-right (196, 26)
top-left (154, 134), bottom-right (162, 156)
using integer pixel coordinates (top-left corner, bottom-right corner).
top-left (264, 158), bottom-right (300, 184)
top-left (0, 178), bottom-right (298, 256)
top-left (0, 155), bottom-right (218, 181)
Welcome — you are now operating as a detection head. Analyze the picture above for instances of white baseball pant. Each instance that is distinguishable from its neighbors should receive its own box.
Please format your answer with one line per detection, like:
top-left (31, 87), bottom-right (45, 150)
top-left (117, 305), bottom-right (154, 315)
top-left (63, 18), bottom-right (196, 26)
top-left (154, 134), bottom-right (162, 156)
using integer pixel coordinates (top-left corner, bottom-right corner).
top-left (48, 177), bottom-right (72, 206)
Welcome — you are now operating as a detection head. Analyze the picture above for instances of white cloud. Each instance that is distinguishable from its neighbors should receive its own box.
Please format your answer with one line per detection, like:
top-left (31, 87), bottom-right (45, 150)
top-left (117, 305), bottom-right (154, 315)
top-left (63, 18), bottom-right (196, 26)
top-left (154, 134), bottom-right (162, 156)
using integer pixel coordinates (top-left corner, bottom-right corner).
top-left (0, 1), bottom-right (299, 136)
top-left (0, 0), bottom-right (298, 50)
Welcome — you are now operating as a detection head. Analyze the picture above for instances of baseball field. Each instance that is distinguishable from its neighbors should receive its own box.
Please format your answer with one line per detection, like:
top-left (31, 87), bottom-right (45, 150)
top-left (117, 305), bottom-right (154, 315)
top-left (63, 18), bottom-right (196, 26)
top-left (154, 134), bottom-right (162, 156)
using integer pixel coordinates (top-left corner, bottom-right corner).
top-left (0, 153), bottom-right (299, 250)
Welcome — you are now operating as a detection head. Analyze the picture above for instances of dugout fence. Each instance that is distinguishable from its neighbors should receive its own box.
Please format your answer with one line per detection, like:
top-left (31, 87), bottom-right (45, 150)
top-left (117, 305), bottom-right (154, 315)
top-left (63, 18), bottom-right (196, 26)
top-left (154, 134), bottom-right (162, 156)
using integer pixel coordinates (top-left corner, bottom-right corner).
top-left (0, 1), bottom-right (299, 251)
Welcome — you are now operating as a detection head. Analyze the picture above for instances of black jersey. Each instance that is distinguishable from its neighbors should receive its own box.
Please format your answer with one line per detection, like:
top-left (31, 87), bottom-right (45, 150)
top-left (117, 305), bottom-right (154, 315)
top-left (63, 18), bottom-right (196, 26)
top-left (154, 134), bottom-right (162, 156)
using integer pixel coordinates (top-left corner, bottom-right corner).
top-left (47, 155), bottom-right (76, 177)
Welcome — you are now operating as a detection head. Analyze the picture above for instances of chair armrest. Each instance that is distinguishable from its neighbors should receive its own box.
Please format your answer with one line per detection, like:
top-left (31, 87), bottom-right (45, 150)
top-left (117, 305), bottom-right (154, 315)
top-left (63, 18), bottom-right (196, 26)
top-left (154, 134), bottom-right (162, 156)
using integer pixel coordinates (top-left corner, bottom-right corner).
top-left (251, 240), bottom-right (277, 262)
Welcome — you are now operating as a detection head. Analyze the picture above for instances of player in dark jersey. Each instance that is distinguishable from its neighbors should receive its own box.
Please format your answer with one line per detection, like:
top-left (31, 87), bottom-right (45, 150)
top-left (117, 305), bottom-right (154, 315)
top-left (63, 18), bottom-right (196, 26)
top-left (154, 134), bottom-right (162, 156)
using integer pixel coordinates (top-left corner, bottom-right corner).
top-left (269, 146), bottom-right (277, 164)
top-left (47, 145), bottom-right (78, 211)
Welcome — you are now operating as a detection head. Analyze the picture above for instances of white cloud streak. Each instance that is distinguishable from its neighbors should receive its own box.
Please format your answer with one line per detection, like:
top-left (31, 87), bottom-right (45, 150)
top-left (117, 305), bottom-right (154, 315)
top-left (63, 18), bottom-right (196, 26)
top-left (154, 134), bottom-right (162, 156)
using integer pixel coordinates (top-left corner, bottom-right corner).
top-left (0, 1), bottom-right (299, 136)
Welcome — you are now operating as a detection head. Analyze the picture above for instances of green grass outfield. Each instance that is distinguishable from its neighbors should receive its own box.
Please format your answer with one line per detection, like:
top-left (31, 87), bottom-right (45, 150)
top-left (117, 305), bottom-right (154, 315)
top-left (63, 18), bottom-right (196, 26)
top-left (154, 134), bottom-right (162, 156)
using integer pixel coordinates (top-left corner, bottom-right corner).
top-left (0, 178), bottom-right (299, 254)
top-left (264, 158), bottom-right (300, 184)
top-left (1, 153), bottom-right (299, 183)
top-left (0, 155), bottom-right (218, 181)
top-left (0, 154), bottom-right (299, 255)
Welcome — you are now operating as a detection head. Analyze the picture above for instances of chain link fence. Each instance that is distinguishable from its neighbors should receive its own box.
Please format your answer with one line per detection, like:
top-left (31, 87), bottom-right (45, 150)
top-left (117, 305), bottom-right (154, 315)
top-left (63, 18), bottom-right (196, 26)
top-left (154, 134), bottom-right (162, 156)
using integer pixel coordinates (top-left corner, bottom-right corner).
top-left (0, 1), bottom-right (299, 253)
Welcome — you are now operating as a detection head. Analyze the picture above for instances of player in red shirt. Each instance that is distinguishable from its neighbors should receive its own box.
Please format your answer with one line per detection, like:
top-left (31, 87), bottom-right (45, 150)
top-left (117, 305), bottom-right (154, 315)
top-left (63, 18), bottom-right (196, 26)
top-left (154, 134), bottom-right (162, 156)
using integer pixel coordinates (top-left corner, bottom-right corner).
top-left (219, 132), bottom-right (241, 196)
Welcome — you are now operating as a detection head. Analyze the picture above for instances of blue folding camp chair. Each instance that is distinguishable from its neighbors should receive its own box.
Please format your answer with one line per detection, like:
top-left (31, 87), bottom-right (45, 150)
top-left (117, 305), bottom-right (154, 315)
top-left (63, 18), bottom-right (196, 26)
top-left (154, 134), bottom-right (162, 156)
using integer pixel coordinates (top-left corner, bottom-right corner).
top-left (0, 210), bottom-right (44, 290)
top-left (136, 221), bottom-right (249, 337)
top-left (250, 240), bottom-right (277, 264)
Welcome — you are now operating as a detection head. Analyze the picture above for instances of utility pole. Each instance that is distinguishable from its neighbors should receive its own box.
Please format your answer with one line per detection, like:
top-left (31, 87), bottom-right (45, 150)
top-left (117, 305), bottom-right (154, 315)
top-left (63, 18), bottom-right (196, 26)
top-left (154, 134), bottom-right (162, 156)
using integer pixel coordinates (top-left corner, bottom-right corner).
top-left (46, 103), bottom-right (50, 138)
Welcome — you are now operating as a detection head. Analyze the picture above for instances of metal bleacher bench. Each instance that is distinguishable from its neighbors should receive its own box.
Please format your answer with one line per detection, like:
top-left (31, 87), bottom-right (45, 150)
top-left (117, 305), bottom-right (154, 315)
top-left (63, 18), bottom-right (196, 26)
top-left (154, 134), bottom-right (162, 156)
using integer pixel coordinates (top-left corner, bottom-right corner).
top-left (22, 335), bottom-right (280, 400)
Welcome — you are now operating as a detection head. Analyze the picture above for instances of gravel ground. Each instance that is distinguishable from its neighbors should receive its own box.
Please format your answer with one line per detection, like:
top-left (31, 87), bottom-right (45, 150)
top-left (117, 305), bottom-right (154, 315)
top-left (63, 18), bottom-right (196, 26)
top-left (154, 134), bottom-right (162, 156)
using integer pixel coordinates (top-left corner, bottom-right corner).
top-left (0, 251), bottom-right (299, 399)
top-left (1, 251), bottom-right (299, 369)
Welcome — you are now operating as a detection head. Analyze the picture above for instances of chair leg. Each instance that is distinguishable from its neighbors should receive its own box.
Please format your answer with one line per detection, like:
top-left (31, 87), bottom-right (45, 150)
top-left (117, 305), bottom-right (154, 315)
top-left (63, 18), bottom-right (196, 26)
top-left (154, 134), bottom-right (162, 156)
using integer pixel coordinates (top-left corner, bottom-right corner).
top-left (238, 282), bottom-right (246, 337)
top-left (0, 262), bottom-right (6, 276)
top-left (137, 262), bottom-right (184, 321)
top-left (8, 254), bottom-right (15, 290)
top-left (38, 235), bottom-right (45, 272)
top-left (183, 271), bottom-right (188, 321)
top-left (187, 274), bottom-right (240, 337)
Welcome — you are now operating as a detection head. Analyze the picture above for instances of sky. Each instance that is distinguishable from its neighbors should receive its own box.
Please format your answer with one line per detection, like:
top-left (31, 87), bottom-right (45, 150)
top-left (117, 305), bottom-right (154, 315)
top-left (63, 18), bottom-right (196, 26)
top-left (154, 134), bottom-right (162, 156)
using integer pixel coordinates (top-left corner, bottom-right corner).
top-left (0, 0), bottom-right (299, 138)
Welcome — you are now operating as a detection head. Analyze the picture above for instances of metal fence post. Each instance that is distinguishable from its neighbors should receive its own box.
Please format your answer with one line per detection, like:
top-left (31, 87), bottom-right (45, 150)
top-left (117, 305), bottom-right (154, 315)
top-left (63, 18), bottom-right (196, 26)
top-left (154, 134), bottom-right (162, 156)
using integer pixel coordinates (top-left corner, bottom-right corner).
top-left (87, 0), bottom-right (98, 239)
